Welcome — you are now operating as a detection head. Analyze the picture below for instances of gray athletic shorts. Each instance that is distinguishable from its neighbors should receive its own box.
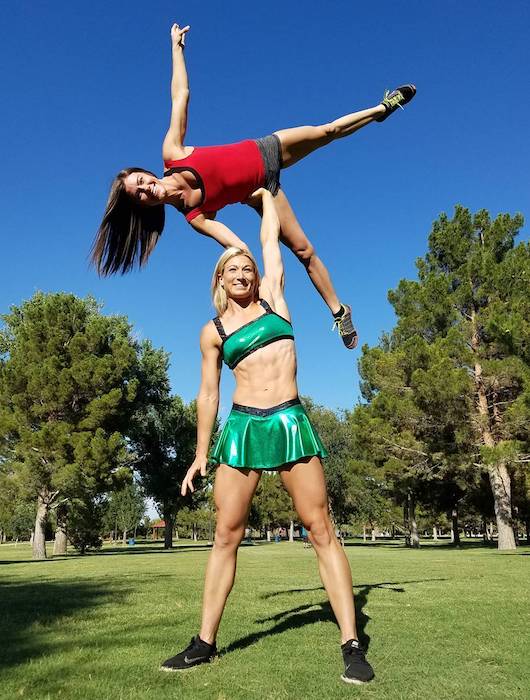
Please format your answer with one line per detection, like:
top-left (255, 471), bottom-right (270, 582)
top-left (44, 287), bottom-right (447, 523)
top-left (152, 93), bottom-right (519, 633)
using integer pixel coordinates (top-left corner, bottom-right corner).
top-left (255, 134), bottom-right (283, 196)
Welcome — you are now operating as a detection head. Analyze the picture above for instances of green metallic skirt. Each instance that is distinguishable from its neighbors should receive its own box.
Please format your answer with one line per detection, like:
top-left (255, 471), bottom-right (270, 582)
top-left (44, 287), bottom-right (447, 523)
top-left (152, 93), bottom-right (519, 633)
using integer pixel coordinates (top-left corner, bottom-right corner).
top-left (210, 398), bottom-right (328, 470)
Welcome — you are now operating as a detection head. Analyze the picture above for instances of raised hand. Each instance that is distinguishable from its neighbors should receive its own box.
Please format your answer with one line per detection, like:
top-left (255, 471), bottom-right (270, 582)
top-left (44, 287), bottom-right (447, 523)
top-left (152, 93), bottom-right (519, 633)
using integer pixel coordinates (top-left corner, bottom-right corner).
top-left (171, 23), bottom-right (190, 48)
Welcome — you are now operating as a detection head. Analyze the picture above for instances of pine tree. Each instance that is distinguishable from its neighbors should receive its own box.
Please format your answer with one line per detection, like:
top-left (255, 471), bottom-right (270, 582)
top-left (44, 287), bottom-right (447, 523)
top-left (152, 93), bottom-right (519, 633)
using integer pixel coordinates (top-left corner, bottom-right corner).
top-left (387, 206), bottom-right (530, 549)
top-left (0, 292), bottom-right (142, 559)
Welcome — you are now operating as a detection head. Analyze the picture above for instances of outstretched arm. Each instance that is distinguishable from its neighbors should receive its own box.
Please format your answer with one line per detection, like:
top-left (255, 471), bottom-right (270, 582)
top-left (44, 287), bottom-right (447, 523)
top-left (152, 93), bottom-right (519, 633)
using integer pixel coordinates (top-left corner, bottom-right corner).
top-left (190, 214), bottom-right (250, 251)
top-left (162, 23), bottom-right (191, 160)
top-left (255, 189), bottom-right (290, 320)
top-left (181, 323), bottom-right (221, 496)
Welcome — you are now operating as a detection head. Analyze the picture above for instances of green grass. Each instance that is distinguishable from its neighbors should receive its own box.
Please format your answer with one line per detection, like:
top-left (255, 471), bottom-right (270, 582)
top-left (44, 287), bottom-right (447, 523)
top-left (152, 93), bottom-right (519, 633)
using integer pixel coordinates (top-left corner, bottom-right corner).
top-left (1, 539), bottom-right (529, 700)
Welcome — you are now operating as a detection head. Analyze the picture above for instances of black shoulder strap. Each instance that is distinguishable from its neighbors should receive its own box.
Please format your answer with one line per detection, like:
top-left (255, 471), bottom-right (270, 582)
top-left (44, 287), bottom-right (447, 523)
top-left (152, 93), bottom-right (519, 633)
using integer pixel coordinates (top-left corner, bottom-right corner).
top-left (212, 317), bottom-right (227, 341)
top-left (259, 298), bottom-right (273, 313)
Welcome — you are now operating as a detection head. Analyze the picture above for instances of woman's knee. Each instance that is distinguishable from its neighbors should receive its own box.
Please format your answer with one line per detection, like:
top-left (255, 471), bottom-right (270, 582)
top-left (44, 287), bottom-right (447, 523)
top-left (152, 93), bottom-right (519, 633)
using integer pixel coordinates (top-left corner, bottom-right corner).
top-left (291, 240), bottom-right (315, 266)
top-left (306, 515), bottom-right (334, 548)
top-left (213, 522), bottom-right (245, 550)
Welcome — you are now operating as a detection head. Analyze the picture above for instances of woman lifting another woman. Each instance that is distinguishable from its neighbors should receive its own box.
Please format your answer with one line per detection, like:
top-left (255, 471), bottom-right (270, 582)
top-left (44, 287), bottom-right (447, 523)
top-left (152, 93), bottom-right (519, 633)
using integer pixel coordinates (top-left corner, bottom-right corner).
top-left (93, 23), bottom-right (416, 350)
top-left (159, 188), bottom-right (374, 685)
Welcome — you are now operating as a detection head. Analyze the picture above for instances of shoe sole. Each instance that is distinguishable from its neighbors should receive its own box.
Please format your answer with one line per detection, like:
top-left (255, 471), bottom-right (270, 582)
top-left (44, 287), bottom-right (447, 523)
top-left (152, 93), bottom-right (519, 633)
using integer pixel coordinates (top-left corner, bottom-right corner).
top-left (340, 674), bottom-right (373, 685)
top-left (159, 658), bottom-right (215, 672)
top-left (343, 334), bottom-right (358, 350)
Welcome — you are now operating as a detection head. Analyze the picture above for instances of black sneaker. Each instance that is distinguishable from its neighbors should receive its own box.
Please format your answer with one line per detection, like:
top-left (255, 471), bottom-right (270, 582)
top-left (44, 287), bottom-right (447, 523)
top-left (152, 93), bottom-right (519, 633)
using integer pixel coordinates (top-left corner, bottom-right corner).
top-left (332, 304), bottom-right (359, 349)
top-left (341, 639), bottom-right (375, 684)
top-left (376, 84), bottom-right (416, 122)
top-left (160, 636), bottom-right (217, 672)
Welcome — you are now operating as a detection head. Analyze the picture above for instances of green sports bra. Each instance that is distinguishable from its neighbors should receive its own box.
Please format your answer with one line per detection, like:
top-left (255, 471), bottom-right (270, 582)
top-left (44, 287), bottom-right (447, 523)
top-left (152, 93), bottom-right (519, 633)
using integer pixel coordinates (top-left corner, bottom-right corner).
top-left (213, 299), bottom-right (294, 370)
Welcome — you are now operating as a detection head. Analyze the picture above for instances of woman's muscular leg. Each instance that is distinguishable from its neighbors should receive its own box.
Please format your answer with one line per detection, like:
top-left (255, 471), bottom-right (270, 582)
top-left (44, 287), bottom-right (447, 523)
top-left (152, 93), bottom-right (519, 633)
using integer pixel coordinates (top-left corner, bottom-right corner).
top-left (247, 189), bottom-right (342, 314)
top-left (198, 465), bottom-right (261, 644)
top-left (274, 104), bottom-right (384, 168)
top-left (280, 456), bottom-right (357, 643)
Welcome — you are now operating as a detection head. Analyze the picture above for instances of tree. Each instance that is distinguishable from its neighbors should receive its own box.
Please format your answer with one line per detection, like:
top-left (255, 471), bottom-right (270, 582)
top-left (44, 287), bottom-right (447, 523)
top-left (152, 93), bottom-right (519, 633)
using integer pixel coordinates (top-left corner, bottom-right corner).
top-left (106, 482), bottom-right (146, 544)
top-left (67, 495), bottom-right (104, 554)
top-left (388, 207), bottom-right (529, 549)
top-left (302, 397), bottom-right (355, 529)
top-left (133, 395), bottom-right (198, 548)
top-left (0, 292), bottom-right (141, 559)
top-left (0, 468), bottom-right (35, 542)
top-left (250, 472), bottom-right (295, 540)
top-left (346, 462), bottom-right (395, 540)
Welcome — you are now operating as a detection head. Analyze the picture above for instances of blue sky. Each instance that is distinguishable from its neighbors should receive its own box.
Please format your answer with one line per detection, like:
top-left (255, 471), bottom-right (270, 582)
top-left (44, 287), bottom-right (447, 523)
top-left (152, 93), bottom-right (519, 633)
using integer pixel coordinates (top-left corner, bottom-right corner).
top-left (1, 0), bottom-right (529, 415)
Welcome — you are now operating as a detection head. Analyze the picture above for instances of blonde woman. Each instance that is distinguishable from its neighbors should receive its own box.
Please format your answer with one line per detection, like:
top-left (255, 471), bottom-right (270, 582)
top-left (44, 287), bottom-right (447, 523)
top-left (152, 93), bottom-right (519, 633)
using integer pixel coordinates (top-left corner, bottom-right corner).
top-left (159, 189), bottom-right (374, 685)
top-left (93, 23), bottom-right (416, 350)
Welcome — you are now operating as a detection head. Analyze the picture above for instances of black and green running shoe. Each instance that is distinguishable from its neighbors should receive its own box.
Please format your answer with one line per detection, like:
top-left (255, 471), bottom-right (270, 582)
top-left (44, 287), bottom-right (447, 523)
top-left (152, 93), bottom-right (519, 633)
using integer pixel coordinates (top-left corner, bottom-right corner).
top-left (376, 84), bottom-right (416, 122)
top-left (332, 304), bottom-right (359, 349)
top-left (341, 639), bottom-right (375, 684)
top-left (160, 636), bottom-right (217, 672)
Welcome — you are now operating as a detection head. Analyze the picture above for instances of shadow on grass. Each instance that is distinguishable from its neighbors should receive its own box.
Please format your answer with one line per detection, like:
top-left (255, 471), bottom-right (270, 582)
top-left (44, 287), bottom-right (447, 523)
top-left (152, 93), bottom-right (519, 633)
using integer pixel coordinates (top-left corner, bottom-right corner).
top-left (225, 578), bottom-right (446, 654)
top-left (0, 542), bottom-right (230, 565)
top-left (0, 579), bottom-right (129, 670)
top-left (342, 539), bottom-right (500, 550)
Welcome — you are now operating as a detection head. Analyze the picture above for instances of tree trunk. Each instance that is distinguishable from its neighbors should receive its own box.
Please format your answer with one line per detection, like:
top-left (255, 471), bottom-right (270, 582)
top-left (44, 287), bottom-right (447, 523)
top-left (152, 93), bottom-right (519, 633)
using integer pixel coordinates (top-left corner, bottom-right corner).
top-left (487, 462), bottom-right (516, 550)
top-left (53, 502), bottom-right (68, 556)
top-left (451, 507), bottom-right (461, 547)
top-left (164, 512), bottom-right (174, 550)
top-left (33, 493), bottom-right (48, 560)
top-left (122, 529), bottom-right (127, 545)
top-left (403, 500), bottom-right (411, 547)
top-left (363, 525), bottom-right (367, 542)
top-left (524, 518), bottom-right (530, 545)
top-left (409, 493), bottom-right (420, 549)
top-left (289, 520), bottom-right (294, 542)
top-left (471, 323), bottom-right (516, 551)
top-left (371, 528), bottom-right (376, 542)
top-left (432, 525), bottom-right (438, 541)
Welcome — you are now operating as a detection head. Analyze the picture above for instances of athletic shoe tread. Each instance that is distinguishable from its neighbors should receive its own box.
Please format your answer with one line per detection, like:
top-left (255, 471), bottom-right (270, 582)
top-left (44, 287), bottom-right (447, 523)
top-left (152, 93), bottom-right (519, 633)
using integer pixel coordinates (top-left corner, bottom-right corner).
top-left (332, 304), bottom-right (358, 349)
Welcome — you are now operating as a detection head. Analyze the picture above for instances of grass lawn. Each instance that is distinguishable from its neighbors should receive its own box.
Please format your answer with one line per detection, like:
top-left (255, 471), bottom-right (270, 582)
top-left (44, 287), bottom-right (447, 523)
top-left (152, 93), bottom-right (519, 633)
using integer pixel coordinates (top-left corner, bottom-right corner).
top-left (1, 539), bottom-right (529, 700)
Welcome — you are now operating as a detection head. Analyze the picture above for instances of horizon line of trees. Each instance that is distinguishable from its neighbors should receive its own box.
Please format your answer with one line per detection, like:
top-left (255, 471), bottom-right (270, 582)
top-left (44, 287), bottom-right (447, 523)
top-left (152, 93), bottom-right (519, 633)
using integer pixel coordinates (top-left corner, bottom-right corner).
top-left (0, 205), bottom-right (528, 557)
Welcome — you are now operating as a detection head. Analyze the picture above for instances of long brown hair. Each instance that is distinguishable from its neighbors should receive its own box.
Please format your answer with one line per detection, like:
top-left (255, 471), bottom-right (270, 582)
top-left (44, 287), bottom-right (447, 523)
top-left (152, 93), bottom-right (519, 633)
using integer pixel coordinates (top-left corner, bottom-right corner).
top-left (91, 168), bottom-right (165, 275)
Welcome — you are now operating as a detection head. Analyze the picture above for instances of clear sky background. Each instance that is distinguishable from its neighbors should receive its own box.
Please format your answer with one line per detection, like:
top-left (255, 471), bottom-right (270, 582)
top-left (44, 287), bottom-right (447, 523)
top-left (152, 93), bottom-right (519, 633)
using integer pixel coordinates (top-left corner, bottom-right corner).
top-left (1, 0), bottom-right (529, 417)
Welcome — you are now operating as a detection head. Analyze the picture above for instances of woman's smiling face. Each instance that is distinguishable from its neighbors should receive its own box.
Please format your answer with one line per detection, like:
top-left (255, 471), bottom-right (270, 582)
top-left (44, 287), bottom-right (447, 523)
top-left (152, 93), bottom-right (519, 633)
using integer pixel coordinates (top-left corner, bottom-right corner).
top-left (220, 255), bottom-right (258, 299)
top-left (123, 171), bottom-right (166, 206)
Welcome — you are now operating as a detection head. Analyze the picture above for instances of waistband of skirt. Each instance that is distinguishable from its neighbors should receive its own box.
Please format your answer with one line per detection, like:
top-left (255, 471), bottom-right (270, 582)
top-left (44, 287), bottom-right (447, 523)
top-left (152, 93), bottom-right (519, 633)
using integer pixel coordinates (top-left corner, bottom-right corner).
top-left (231, 397), bottom-right (301, 417)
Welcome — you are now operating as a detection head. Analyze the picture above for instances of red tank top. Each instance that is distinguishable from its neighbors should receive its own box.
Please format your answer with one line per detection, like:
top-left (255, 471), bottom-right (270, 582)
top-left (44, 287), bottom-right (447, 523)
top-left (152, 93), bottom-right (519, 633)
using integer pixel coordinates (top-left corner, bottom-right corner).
top-left (164, 140), bottom-right (265, 222)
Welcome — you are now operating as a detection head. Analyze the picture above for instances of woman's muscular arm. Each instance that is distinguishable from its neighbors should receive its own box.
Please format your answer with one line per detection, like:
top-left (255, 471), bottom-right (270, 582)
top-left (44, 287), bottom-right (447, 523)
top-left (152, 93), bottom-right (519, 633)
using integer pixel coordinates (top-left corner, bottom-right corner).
top-left (162, 23), bottom-right (191, 160)
top-left (190, 214), bottom-right (250, 251)
top-left (181, 322), bottom-right (221, 496)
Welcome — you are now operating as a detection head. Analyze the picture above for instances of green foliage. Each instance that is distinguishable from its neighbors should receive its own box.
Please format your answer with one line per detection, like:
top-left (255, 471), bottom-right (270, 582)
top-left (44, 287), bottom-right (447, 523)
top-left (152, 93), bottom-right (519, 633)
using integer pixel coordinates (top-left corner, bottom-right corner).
top-left (354, 206), bottom-right (530, 545)
top-left (105, 482), bottom-right (145, 538)
top-left (250, 472), bottom-right (294, 530)
top-left (0, 292), bottom-right (142, 507)
top-left (67, 496), bottom-right (104, 554)
top-left (132, 397), bottom-right (198, 520)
